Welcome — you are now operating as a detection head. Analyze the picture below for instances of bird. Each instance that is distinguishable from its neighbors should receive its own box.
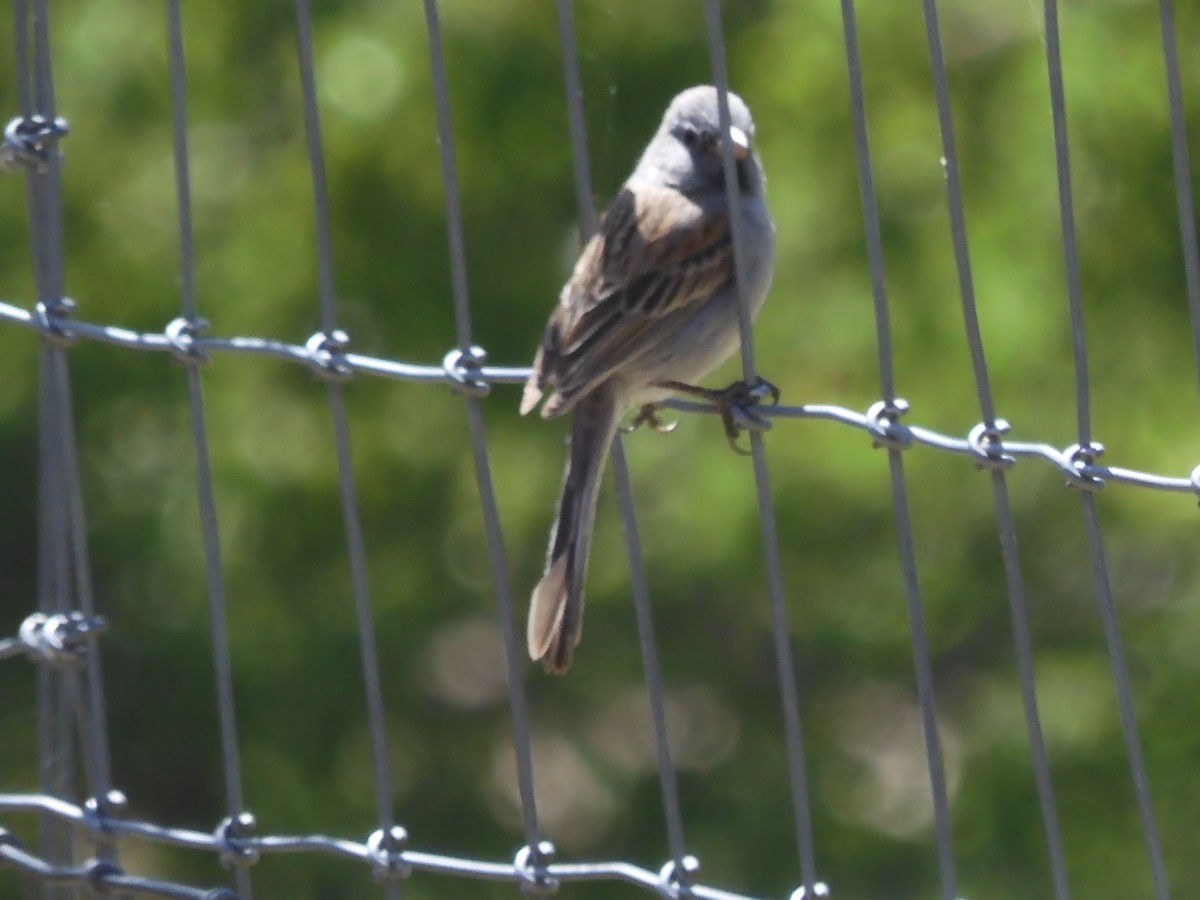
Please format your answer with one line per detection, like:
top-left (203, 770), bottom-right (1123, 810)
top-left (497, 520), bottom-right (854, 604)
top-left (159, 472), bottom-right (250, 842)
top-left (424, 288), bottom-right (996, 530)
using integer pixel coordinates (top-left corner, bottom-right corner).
top-left (520, 84), bottom-right (776, 674)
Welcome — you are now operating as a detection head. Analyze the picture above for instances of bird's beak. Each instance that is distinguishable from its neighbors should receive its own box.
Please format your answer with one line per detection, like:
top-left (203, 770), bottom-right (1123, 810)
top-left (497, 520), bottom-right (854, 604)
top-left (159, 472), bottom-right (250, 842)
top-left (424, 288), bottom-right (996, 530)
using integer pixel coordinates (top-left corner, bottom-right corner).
top-left (728, 126), bottom-right (750, 161)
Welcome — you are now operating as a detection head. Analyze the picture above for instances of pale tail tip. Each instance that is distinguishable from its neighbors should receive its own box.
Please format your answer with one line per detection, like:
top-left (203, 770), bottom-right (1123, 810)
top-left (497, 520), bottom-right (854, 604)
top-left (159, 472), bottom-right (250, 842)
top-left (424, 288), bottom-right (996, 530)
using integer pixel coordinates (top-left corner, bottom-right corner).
top-left (520, 381), bottom-right (542, 417)
top-left (527, 557), bottom-right (573, 674)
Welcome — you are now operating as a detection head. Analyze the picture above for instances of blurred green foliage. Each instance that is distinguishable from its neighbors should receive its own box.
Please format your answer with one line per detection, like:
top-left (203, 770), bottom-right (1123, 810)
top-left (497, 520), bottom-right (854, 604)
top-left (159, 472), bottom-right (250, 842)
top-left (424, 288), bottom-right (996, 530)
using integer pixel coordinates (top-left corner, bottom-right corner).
top-left (3, 1), bottom-right (1200, 898)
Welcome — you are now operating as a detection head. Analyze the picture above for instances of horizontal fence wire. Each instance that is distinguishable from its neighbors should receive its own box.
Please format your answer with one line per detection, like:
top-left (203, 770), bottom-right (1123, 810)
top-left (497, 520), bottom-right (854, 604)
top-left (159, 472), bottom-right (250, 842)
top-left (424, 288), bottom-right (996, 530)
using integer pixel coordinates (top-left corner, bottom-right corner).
top-left (0, 793), bottom-right (765, 900)
top-left (2, 0), bottom-right (1198, 898)
top-left (1, 298), bottom-right (1197, 497)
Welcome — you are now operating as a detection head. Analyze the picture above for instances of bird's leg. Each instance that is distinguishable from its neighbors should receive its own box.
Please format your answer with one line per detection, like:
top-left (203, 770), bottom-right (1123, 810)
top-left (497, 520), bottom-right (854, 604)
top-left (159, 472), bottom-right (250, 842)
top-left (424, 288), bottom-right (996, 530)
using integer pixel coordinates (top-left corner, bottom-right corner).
top-left (622, 403), bottom-right (678, 434)
top-left (655, 377), bottom-right (780, 455)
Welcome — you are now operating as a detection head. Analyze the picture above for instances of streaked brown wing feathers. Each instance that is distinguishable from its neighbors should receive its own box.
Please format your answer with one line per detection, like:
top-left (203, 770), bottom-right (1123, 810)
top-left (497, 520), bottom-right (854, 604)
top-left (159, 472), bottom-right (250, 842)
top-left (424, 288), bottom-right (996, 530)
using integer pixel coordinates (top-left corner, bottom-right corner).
top-left (537, 183), bottom-right (732, 405)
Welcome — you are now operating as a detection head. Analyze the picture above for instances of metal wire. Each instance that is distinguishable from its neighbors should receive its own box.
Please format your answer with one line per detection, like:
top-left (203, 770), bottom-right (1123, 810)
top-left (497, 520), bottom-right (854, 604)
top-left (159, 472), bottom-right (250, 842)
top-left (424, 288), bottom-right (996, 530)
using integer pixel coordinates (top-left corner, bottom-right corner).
top-left (914, 0), bottom-right (1070, 895)
top-left (0, 833), bottom-right (235, 900)
top-left (0, 299), bottom-right (1197, 497)
top-left (1156, 0), bottom-right (1200, 396)
top-left (888, 456), bottom-right (957, 900)
top-left (1040, 1), bottom-right (1170, 896)
top-left (702, 7), bottom-right (821, 895)
top-left (165, 2), bottom-right (253, 896)
top-left (293, 2), bottom-right (404, 895)
top-left (34, 351), bottom-right (74, 900)
top-left (553, 1), bottom-right (695, 885)
top-left (18, 1), bottom-right (120, 896)
top-left (420, 0), bottom-right (548, 883)
top-left (825, 0), bottom-right (959, 892)
top-left (2, 1), bottom-right (1197, 899)
top-left (0, 792), bottom-right (768, 900)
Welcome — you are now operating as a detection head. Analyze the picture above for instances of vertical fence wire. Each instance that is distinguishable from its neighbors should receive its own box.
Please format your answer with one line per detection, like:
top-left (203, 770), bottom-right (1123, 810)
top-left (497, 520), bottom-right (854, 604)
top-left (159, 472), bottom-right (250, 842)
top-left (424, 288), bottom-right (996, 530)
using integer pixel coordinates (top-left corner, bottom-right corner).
top-left (701, 4), bottom-right (821, 895)
top-left (914, 1), bottom-right (1072, 896)
top-left (49, 346), bottom-right (110, 817)
top-left (36, 352), bottom-right (79, 900)
top-left (1156, 0), bottom-right (1200, 389)
top-left (35, 356), bottom-right (73, 900)
top-left (609, 441), bottom-right (693, 881)
top-left (834, 19), bottom-right (960, 898)
top-left (20, 0), bottom-right (120, 884)
top-left (23, 0), bottom-right (74, 841)
top-left (811, 0), bottom-right (960, 894)
top-left (1040, 2), bottom-right (1170, 897)
top-left (418, 0), bottom-right (548, 872)
top-left (165, 3), bottom-right (253, 897)
top-left (889, 459), bottom-right (959, 900)
top-left (292, 6), bottom-right (401, 894)
top-left (554, 0), bottom-right (594, 233)
top-left (1041, 2), bottom-right (1092, 446)
top-left (986, 482), bottom-right (1072, 888)
top-left (294, 1), bottom-right (339, 341)
top-left (551, 0), bottom-right (694, 884)
top-left (44, 351), bottom-right (109, 893)
top-left (837, 0), bottom-right (892, 407)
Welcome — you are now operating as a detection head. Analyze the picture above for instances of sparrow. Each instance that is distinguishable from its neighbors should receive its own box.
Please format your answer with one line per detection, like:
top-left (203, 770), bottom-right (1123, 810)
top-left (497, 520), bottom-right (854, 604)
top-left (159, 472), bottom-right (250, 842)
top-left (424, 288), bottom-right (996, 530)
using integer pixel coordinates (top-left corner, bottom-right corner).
top-left (520, 84), bottom-right (775, 674)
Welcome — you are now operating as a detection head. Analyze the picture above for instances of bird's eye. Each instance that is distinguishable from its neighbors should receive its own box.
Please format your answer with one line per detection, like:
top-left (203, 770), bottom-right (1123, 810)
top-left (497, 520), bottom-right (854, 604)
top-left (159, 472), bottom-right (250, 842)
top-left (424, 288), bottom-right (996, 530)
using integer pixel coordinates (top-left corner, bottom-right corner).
top-left (678, 126), bottom-right (717, 153)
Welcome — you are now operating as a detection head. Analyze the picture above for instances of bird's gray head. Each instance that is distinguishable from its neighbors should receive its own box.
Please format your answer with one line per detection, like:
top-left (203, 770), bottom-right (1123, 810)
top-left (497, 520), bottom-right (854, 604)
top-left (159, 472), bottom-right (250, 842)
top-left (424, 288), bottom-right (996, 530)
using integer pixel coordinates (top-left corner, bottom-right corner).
top-left (633, 84), bottom-right (764, 198)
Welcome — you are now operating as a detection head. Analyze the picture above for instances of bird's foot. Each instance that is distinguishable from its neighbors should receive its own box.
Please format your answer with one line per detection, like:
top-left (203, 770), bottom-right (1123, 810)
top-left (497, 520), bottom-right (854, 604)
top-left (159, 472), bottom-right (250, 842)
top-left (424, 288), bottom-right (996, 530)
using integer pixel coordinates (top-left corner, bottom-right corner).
top-left (622, 403), bottom-right (678, 434)
top-left (656, 377), bottom-right (779, 455)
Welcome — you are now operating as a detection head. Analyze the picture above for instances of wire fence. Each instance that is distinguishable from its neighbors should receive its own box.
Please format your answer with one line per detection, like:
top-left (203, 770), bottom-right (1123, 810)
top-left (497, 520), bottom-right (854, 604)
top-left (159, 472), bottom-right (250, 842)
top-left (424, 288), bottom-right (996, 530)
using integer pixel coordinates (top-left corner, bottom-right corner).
top-left (1, 1), bottom-right (1197, 898)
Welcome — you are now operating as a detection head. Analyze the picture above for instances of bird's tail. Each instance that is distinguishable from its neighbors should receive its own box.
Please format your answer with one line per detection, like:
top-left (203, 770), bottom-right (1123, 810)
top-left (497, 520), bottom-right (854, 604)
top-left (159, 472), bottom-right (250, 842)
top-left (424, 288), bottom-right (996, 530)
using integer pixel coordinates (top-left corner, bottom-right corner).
top-left (527, 387), bottom-right (620, 674)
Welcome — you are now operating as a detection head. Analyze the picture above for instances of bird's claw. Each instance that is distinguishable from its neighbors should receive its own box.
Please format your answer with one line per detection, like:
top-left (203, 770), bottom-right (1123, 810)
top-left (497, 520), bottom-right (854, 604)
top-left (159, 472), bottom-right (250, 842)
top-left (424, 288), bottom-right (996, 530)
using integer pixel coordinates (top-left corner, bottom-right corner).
top-left (622, 403), bottom-right (678, 435)
top-left (715, 377), bottom-right (779, 455)
top-left (651, 376), bottom-right (779, 454)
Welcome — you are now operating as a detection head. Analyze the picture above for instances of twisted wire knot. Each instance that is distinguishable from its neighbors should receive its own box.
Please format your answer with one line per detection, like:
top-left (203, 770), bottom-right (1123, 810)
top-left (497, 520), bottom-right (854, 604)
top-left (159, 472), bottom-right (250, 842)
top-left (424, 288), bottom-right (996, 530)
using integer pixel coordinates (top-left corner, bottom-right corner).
top-left (789, 883), bottom-right (832, 899)
top-left (0, 114), bottom-right (69, 173)
top-left (83, 858), bottom-right (124, 893)
top-left (657, 855), bottom-right (700, 898)
top-left (513, 841), bottom-right (558, 895)
top-left (967, 419), bottom-right (1015, 471)
top-left (34, 298), bottom-right (77, 348)
top-left (866, 398), bottom-right (913, 451)
top-left (442, 345), bottom-right (490, 397)
top-left (165, 316), bottom-right (211, 365)
top-left (214, 812), bottom-right (259, 868)
top-left (305, 330), bottom-right (353, 382)
top-left (82, 791), bottom-right (128, 844)
top-left (366, 826), bottom-right (410, 880)
top-left (1063, 441), bottom-right (1106, 491)
top-left (17, 611), bottom-right (108, 666)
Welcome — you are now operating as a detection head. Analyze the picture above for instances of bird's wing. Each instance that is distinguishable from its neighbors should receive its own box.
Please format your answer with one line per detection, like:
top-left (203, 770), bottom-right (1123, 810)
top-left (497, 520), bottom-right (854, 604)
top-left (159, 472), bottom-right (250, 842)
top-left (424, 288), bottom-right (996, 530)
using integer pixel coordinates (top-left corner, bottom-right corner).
top-left (526, 182), bottom-right (733, 415)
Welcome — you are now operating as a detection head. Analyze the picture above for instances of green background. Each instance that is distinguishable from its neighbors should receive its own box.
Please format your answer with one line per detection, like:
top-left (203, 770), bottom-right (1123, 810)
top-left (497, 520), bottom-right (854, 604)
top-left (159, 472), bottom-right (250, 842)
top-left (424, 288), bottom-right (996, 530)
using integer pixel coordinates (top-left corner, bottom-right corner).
top-left (2, 1), bottom-right (1200, 898)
